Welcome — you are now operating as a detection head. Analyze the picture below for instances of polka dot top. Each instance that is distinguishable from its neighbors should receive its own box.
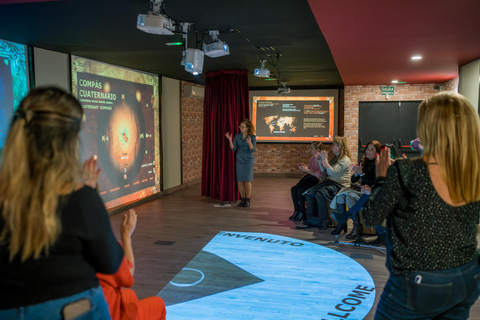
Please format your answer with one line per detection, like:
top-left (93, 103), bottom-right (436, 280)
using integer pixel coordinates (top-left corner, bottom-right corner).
top-left (363, 158), bottom-right (480, 275)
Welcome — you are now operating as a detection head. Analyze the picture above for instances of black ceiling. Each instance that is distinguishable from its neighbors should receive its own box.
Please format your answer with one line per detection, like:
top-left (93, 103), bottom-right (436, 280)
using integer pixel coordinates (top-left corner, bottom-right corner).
top-left (0, 0), bottom-right (343, 89)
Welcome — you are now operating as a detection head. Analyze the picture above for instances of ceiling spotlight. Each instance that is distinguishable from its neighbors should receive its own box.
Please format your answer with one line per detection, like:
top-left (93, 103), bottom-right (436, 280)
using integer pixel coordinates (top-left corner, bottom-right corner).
top-left (278, 82), bottom-right (291, 94)
top-left (411, 55), bottom-right (422, 60)
top-left (391, 80), bottom-right (398, 83)
top-left (254, 60), bottom-right (270, 78)
top-left (203, 30), bottom-right (230, 58)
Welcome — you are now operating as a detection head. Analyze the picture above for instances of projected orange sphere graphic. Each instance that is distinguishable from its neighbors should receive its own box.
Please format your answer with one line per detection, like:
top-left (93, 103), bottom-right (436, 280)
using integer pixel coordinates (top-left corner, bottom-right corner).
top-left (107, 103), bottom-right (140, 173)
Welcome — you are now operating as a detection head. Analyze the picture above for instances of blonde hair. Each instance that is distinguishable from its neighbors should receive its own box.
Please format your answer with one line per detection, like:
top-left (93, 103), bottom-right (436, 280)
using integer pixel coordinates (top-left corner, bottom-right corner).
top-left (418, 92), bottom-right (480, 203)
top-left (0, 87), bottom-right (83, 261)
top-left (242, 119), bottom-right (255, 136)
top-left (332, 136), bottom-right (350, 160)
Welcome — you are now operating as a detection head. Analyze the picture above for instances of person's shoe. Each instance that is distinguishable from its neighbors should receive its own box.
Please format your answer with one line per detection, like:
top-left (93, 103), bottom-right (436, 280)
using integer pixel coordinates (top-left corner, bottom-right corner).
top-left (237, 198), bottom-right (245, 207)
top-left (331, 223), bottom-right (347, 235)
top-left (368, 233), bottom-right (386, 246)
top-left (294, 212), bottom-right (305, 221)
top-left (303, 219), bottom-right (309, 225)
top-left (345, 228), bottom-right (360, 240)
top-left (289, 211), bottom-right (299, 220)
top-left (243, 198), bottom-right (251, 207)
top-left (296, 223), bottom-right (312, 229)
top-left (346, 215), bottom-right (363, 239)
top-left (354, 237), bottom-right (369, 245)
top-left (318, 219), bottom-right (332, 230)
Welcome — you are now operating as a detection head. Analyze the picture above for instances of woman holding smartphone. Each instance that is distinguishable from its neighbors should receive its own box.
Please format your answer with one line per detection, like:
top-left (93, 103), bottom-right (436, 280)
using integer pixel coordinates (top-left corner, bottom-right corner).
top-left (363, 92), bottom-right (480, 319)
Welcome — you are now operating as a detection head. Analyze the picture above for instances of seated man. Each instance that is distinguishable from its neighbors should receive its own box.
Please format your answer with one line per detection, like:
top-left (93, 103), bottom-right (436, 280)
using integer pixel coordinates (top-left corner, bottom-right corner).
top-left (97, 209), bottom-right (166, 320)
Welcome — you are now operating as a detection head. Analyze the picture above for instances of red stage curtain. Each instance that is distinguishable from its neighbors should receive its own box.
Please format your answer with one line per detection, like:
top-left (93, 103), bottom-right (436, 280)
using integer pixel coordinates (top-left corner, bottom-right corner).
top-left (201, 70), bottom-right (249, 202)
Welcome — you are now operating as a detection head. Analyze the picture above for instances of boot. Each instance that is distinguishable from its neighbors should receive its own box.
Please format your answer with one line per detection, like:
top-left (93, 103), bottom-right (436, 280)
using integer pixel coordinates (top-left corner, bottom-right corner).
top-left (368, 233), bottom-right (386, 246)
top-left (243, 198), bottom-right (251, 207)
top-left (346, 215), bottom-right (363, 240)
top-left (237, 198), bottom-right (245, 207)
top-left (331, 222), bottom-right (347, 235)
top-left (289, 211), bottom-right (299, 220)
top-left (318, 219), bottom-right (332, 230)
top-left (294, 212), bottom-right (305, 221)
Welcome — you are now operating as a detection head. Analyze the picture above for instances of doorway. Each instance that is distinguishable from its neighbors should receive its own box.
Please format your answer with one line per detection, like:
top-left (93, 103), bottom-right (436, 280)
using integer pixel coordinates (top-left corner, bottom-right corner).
top-left (358, 101), bottom-right (421, 161)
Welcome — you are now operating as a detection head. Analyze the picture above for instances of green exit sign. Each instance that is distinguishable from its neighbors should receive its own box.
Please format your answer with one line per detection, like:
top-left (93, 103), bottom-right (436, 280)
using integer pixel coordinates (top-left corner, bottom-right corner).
top-left (381, 86), bottom-right (395, 95)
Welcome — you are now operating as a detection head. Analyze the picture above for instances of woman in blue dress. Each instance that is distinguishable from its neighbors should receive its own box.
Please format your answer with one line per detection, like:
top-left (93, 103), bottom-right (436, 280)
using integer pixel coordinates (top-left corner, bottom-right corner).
top-left (225, 119), bottom-right (256, 207)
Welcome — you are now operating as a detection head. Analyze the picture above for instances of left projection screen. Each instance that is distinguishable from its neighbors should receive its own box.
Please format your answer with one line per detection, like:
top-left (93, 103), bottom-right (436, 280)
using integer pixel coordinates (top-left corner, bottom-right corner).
top-left (71, 56), bottom-right (160, 209)
top-left (0, 39), bottom-right (29, 149)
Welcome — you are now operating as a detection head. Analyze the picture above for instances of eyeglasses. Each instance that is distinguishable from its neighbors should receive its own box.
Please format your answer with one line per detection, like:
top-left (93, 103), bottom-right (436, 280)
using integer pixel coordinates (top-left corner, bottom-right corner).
top-left (239, 126), bottom-right (247, 129)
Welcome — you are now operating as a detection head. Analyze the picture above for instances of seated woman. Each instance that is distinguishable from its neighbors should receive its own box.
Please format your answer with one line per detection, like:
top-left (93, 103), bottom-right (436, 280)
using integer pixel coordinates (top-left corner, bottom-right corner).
top-left (298, 136), bottom-right (351, 230)
top-left (0, 87), bottom-right (123, 319)
top-left (330, 140), bottom-right (381, 236)
top-left (289, 141), bottom-right (326, 221)
top-left (97, 209), bottom-right (166, 320)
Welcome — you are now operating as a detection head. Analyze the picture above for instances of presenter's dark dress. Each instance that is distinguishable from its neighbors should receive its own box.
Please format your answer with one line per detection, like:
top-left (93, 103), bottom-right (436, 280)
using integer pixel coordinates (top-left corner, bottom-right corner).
top-left (232, 133), bottom-right (256, 182)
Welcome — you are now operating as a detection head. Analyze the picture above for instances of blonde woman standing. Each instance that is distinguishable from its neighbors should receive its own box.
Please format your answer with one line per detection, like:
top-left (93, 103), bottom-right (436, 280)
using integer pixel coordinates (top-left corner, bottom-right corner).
top-left (225, 119), bottom-right (256, 207)
top-left (363, 92), bottom-right (480, 319)
top-left (0, 87), bottom-right (123, 319)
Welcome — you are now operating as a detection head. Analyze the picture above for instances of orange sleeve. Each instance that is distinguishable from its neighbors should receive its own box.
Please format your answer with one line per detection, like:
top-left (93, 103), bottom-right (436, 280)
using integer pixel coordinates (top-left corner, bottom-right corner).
top-left (97, 256), bottom-right (134, 289)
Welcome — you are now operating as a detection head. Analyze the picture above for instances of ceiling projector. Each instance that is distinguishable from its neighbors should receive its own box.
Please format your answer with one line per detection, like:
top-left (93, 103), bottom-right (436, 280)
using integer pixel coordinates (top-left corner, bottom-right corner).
top-left (185, 49), bottom-right (204, 75)
top-left (254, 68), bottom-right (270, 77)
top-left (137, 14), bottom-right (174, 35)
top-left (203, 41), bottom-right (230, 58)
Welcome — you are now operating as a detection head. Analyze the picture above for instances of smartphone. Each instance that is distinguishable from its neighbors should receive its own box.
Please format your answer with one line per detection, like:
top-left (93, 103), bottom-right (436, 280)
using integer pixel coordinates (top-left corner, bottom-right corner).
top-left (62, 298), bottom-right (91, 320)
top-left (381, 144), bottom-right (399, 160)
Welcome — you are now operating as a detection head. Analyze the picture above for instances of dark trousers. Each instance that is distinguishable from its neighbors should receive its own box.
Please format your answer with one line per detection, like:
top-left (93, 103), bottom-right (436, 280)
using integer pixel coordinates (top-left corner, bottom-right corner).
top-left (375, 257), bottom-right (480, 319)
top-left (291, 175), bottom-right (318, 214)
top-left (305, 192), bottom-right (330, 221)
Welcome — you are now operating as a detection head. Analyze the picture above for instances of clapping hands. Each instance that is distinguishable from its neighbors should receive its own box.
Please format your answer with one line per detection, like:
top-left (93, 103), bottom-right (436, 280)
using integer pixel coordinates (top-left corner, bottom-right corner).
top-left (349, 163), bottom-right (363, 175)
top-left (298, 163), bottom-right (308, 172)
top-left (376, 146), bottom-right (394, 178)
top-left (361, 185), bottom-right (371, 195)
top-left (83, 155), bottom-right (101, 189)
top-left (320, 150), bottom-right (328, 160)
top-left (121, 209), bottom-right (137, 239)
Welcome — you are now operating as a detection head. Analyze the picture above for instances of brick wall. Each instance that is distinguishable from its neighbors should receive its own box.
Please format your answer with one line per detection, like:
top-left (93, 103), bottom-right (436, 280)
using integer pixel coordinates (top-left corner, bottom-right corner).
top-left (254, 143), bottom-right (333, 174)
top-left (444, 77), bottom-right (459, 92)
top-left (181, 81), bottom-right (203, 183)
top-left (177, 79), bottom-right (459, 178)
top-left (344, 80), bottom-right (459, 163)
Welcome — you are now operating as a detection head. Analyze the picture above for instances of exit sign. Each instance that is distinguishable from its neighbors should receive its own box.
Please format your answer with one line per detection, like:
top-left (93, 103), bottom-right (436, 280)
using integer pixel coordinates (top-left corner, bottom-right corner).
top-left (381, 86), bottom-right (395, 95)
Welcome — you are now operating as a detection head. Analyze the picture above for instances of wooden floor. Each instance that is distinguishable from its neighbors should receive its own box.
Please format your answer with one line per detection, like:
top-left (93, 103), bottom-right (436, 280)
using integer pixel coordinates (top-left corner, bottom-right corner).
top-left (108, 176), bottom-right (480, 320)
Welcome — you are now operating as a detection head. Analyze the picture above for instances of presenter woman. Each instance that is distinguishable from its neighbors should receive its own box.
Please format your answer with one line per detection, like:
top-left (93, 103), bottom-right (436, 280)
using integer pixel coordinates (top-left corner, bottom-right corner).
top-left (0, 87), bottom-right (123, 319)
top-left (225, 119), bottom-right (256, 207)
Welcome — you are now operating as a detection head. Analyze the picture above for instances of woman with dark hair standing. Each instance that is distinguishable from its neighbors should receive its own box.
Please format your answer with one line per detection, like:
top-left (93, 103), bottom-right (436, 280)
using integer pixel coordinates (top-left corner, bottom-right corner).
top-left (363, 92), bottom-right (480, 319)
top-left (225, 119), bottom-right (256, 207)
top-left (0, 87), bottom-right (123, 319)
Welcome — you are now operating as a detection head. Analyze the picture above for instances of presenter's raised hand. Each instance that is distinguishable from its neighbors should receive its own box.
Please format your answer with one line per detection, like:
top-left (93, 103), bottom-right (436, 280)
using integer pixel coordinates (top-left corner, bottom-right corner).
top-left (83, 155), bottom-right (101, 189)
top-left (225, 132), bottom-right (232, 140)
